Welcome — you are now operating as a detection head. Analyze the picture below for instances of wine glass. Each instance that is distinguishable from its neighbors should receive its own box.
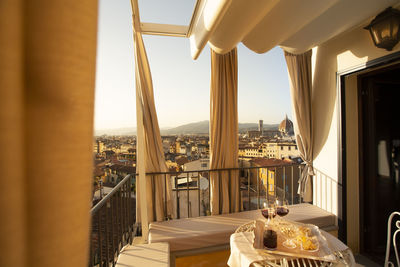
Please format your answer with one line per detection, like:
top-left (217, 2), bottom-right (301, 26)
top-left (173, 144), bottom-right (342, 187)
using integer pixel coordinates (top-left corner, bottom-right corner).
top-left (261, 196), bottom-right (276, 226)
top-left (275, 197), bottom-right (289, 219)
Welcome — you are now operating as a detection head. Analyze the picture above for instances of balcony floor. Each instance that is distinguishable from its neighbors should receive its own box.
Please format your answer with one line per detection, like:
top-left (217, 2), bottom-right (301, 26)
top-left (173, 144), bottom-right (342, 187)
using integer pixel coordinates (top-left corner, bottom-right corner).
top-left (354, 254), bottom-right (380, 267)
top-left (176, 249), bottom-right (230, 267)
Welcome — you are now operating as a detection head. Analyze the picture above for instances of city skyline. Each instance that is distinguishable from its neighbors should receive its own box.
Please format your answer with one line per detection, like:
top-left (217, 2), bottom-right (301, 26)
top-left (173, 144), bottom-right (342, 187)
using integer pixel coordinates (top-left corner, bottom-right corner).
top-left (95, 0), bottom-right (292, 130)
top-left (94, 118), bottom-right (291, 136)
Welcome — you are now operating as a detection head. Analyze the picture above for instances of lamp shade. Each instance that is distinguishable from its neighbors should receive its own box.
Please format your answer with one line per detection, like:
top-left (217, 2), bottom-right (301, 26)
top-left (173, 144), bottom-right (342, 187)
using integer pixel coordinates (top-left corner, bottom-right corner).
top-left (365, 7), bottom-right (400, 51)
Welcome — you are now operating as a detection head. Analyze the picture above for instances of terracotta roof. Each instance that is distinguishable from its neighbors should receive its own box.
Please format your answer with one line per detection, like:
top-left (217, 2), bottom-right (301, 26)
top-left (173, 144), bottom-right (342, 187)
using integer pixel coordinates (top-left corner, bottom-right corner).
top-left (250, 158), bottom-right (293, 167)
top-left (108, 164), bottom-right (136, 173)
top-left (169, 166), bottom-right (179, 172)
top-left (175, 156), bottom-right (189, 166)
top-left (94, 159), bottom-right (107, 166)
top-left (93, 167), bottom-right (105, 177)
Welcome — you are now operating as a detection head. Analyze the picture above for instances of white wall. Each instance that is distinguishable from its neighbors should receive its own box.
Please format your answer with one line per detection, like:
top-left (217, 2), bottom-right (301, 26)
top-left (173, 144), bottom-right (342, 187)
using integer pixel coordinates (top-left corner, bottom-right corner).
top-left (183, 158), bottom-right (210, 171)
top-left (313, 21), bottom-right (400, 178)
top-left (311, 22), bottom-right (400, 251)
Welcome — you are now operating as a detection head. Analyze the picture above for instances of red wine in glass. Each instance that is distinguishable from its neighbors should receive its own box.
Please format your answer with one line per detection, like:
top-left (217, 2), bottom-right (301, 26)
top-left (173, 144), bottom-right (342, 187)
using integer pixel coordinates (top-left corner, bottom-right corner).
top-left (261, 209), bottom-right (276, 219)
top-left (276, 206), bottom-right (289, 216)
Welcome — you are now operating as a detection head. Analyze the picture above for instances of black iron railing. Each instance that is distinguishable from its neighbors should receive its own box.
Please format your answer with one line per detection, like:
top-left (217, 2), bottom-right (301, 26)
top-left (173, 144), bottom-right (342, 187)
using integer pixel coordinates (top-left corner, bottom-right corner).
top-left (88, 163), bottom-right (304, 266)
top-left (146, 163), bottom-right (304, 219)
top-left (89, 174), bottom-right (136, 267)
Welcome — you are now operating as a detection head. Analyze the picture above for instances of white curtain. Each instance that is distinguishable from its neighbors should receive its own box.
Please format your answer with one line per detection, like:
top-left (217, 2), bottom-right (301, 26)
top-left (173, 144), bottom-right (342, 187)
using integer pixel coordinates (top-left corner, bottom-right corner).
top-left (133, 30), bottom-right (173, 222)
top-left (0, 0), bottom-right (98, 266)
top-left (284, 50), bottom-right (314, 202)
top-left (210, 48), bottom-right (240, 215)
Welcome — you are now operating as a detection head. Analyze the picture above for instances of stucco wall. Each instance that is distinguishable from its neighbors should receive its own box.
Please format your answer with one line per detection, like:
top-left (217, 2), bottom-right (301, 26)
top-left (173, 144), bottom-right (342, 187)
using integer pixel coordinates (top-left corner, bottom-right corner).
top-left (312, 24), bottom-right (399, 180)
top-left (311, 22), bottom-right (400, 251)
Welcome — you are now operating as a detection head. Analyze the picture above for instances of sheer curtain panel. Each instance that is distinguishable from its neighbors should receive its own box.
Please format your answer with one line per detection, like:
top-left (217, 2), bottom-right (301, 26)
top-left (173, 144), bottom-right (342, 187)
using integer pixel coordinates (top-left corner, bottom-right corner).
top-left (133, 30), bottom-right (172, 223)
top-left (284, 50), bottom-right (314, 202)
top-left (210, 48), bottom-right (240, 215)
top-left (0, 0), bottom-right (98, 266)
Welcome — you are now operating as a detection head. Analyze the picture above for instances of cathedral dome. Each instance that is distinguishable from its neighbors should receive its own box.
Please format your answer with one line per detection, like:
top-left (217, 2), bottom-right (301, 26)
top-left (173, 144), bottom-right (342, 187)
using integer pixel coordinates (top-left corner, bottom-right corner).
top-left (279, 115), bottom-right (294, 136)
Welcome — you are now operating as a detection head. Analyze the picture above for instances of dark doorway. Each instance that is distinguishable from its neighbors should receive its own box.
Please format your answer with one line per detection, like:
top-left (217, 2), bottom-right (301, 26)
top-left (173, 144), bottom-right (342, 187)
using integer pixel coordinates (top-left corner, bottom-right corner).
top-left (359, 63), bottom-right (400, 264)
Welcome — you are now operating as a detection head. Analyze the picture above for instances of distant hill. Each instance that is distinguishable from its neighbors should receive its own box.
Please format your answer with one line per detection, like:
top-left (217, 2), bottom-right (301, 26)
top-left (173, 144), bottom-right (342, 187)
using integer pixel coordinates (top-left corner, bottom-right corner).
top-left (95, 127), bottom-right (136, 136)
top-left (161, 120), bottom-right (278, 135)
top-left (161, 120), bottom-right (209, 135)
top-left (95, 121), bottom-right (279, 136)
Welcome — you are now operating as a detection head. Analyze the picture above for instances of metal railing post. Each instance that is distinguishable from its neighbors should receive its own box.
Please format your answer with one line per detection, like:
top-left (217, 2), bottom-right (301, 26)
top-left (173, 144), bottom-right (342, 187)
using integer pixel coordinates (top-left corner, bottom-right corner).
top-left (164, 174), bottom-right (167, 220)
top-left (228, 169), bottom-right (232, 212)
top-left (187, 172), bottom-right (190, 218)
top-left (90, 225), bottom-right (94, 267)
top-left (283, 166), bottom-right (286, 200)
top-left (330, 178), bottom-right (333, 213)
top-left (98, 208), bottom-right (103, 267)
top-left (110, 196), bottom-right (115, 261)
top-left (105, 204), bottom-right (110, 265)
top-left (257, 169), bottom-right (260, 209)
top-left (208, 170), bottom-right (211, 215)
top-left (247, 169), bottom-right (250, 210)
top-left (320, 172), bottom-right (323, 208)
top-left (266, 168), bottom-right (269, 199)
top-left (197, 172), bottom-right (200, 217)
top-left (239, 167), bottom-right (242, 212)
top-left (274, 167), bottom-right (277, 197)
top-left (299, 165), bottom-right (302, 204)
top-left (175, 176), bottom-right (179, 219)
top-left (291, 165), bottom-right (294, 205)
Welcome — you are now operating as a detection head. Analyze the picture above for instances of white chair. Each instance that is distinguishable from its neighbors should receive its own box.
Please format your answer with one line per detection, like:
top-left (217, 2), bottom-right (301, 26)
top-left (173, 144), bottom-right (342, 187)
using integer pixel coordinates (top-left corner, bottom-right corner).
top-left (385, 211), bottom-right (400, 267)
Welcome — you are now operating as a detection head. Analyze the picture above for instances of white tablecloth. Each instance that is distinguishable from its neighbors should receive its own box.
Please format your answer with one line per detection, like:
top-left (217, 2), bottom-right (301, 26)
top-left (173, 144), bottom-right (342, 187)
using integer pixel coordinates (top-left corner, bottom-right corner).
top-left (228, 230), bottom-right (355, 267)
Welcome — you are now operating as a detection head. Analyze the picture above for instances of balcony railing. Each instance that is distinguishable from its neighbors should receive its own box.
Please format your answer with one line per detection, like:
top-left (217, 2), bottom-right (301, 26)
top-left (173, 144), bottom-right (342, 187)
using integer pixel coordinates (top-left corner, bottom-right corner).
top-left (90, 174), bottom-right (136, 267)
top-left (89, 163), bottom-right (344, 266)
top-left (313, 168), bottom-right (342, 215)
top-left (146, 163), bottom-right (304, 219)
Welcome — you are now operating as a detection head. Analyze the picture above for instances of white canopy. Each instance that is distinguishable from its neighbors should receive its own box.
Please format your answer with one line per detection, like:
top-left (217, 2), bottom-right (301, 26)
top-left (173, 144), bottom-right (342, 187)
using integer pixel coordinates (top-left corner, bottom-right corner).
top-left (192, 0), bottom-right (400, 57)
top-left (134, 0), bottom-right (399, 58)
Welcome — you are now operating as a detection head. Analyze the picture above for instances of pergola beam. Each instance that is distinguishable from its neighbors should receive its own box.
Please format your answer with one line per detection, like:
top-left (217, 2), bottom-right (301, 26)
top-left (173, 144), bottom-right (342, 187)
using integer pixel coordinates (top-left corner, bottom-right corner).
top-left (140, 23), bottom-right (189, 37)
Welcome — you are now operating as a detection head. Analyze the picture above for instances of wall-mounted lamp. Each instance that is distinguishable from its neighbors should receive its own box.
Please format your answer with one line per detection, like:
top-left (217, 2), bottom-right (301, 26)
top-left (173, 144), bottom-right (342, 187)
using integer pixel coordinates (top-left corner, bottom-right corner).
top-left (364, 7), bottom-right (400, 51)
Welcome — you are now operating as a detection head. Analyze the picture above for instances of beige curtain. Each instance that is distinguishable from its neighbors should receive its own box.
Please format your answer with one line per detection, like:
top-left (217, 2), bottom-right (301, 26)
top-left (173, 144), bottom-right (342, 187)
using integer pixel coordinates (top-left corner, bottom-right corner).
top-left (133, 30), bottom-right (172, 223)
top-left (284, 50), bottom-right (313, 202)
top-left (210, 48), bottom-right (240, 215)
top-left (0, 1), bottom-right (97, 266)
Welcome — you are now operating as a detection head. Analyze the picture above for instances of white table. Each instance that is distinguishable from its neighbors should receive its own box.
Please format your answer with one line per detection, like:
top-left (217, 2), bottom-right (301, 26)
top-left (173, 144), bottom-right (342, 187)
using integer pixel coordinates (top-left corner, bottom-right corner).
top-left (228, 221), bottom-right (355, 267)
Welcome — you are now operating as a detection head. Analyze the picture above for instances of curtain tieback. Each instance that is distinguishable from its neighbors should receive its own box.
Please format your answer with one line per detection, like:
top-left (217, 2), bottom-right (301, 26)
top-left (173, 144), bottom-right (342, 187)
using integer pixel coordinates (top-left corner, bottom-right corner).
top-left (303, 160), bottom-right (314, 176)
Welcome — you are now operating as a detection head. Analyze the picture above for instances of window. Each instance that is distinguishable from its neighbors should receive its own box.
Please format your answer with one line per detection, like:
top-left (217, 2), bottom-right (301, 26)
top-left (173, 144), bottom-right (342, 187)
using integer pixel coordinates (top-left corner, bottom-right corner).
top-left (138, 0), bottom-right (197, 25)
top-left (281, 146), bottom-right (283, 150)
top-left (201, 163), bottom-right (207, 168)
top-left (288, 146), bottom-right (291, 151)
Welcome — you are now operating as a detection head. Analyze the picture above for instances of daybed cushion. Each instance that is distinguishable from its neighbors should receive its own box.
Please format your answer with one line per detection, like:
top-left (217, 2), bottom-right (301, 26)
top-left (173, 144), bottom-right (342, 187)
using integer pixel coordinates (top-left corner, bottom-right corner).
top-left (116, 242), bottom-right (169, 267)
top-left (149, 203), bottom-right (336, 252)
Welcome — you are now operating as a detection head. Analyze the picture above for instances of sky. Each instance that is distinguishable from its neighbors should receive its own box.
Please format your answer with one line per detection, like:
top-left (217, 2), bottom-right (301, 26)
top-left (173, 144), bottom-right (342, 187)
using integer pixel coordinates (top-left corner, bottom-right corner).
top-left (94, 0), bottom-right (292, 130)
